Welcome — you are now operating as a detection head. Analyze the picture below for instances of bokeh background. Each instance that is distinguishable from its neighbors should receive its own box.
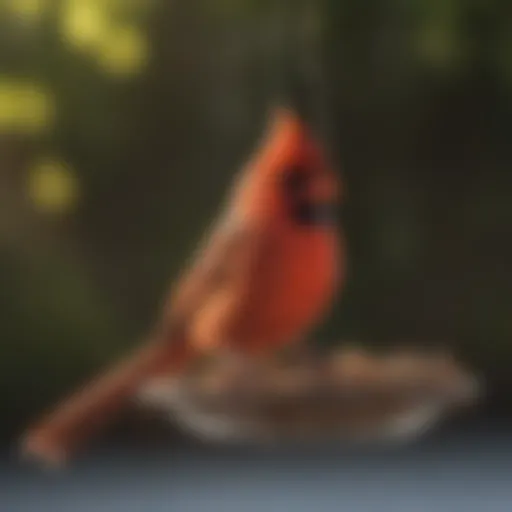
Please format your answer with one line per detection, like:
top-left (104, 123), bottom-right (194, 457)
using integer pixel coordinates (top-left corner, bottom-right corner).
top-left (1, 0), bottom-right (511, 451)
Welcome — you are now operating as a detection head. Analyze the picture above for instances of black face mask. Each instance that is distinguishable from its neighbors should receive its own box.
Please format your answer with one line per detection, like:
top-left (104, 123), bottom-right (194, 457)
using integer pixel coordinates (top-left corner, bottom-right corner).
top-left (291, 200), bottom-right (338, 227)
top-left (281, 165), bottom-right (338, 227)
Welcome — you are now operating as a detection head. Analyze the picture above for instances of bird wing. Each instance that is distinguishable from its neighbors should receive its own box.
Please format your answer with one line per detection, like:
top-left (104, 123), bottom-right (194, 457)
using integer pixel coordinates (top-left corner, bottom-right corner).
top-left (161, 215), bottom-right (274, 335)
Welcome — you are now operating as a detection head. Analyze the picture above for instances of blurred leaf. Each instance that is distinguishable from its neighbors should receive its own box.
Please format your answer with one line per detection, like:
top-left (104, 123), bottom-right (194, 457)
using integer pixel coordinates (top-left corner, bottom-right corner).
top-left (0, 78), bottom-right (55, 134)
top-left (59, 0), bottom-right (109, 51)
top-left (26, 157), bottom-right (80, 215)
top-left (96, 25), bottom-right (149, 77)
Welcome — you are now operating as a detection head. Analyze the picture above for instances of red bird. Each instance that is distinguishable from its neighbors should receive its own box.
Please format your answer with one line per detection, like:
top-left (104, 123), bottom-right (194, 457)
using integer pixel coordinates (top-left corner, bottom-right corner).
top-left (21, 107), bottom-right (345, 467)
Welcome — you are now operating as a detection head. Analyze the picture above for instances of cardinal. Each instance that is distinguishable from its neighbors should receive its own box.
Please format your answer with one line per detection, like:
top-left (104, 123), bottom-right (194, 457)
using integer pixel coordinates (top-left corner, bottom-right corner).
top-left (20, 107), bottom-right (345, 467)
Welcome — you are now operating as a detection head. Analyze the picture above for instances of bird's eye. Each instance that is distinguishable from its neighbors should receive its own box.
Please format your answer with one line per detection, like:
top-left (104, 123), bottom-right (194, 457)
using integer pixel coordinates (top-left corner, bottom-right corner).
top-left (281, 165), bottom-right (309, 195)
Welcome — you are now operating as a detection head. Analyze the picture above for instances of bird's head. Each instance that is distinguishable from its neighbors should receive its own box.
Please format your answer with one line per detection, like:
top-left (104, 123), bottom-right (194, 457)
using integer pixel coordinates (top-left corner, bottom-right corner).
top-left (231, 108), bottom-right (342, 230)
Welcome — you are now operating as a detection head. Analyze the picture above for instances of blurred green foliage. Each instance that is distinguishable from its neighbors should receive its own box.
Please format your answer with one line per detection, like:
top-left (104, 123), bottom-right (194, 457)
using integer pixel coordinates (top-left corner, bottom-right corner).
top-left (0, 0), bottom-right (511, 439)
